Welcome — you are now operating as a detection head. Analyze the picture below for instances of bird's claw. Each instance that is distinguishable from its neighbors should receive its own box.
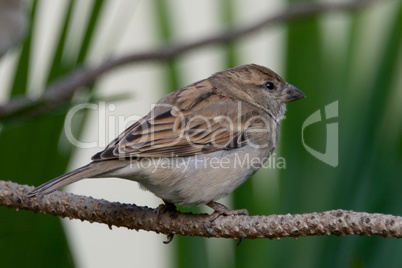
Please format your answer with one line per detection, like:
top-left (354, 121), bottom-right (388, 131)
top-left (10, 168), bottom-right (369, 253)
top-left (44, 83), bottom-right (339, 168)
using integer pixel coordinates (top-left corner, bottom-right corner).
top-left (206, 201), bottom-right (249, 221)
top-left (157, 201), bottom-right (178, 244)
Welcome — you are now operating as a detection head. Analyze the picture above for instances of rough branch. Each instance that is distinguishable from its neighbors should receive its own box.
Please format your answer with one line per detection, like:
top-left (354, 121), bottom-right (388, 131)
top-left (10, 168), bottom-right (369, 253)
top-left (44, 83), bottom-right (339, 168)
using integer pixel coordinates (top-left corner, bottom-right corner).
top-left (1, 180), bottom-right (401, 240)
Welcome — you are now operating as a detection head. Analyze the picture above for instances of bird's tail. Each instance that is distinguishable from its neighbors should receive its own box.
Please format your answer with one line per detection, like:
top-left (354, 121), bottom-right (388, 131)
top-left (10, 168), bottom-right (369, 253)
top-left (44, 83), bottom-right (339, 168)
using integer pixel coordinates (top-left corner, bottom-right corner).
top-left (27, 161), bottom-right (121, 197)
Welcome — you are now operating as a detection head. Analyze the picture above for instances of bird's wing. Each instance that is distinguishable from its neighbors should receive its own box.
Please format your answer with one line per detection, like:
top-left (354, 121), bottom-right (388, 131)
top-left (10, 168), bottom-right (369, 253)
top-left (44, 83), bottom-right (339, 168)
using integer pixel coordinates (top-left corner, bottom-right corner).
top-left (92, 94), bottom-right (259, 160)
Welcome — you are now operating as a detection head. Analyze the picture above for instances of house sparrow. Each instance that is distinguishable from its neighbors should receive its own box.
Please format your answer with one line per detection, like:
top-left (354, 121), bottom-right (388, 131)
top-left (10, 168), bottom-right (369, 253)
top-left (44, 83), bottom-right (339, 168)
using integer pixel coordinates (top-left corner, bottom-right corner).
top-left (28, 64), bottom-right (305, 216)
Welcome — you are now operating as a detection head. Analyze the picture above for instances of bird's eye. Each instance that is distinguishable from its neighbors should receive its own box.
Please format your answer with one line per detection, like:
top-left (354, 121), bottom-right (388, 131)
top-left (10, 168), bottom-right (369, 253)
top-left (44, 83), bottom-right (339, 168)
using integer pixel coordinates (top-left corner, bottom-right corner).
top-left (264, 81), bottom-right (275, 90)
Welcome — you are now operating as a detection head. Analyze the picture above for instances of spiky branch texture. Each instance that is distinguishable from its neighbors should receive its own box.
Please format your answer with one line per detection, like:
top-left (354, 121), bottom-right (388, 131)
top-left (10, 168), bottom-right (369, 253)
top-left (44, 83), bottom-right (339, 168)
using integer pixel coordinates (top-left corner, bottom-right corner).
top-left (1, 181), bottom-right (401, 240)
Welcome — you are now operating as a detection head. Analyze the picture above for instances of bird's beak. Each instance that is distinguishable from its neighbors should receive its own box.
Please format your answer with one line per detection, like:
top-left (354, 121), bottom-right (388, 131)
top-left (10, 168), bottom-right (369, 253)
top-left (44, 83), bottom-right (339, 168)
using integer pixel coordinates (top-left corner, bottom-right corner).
top-left (281, 83), bottom-right (305, 103)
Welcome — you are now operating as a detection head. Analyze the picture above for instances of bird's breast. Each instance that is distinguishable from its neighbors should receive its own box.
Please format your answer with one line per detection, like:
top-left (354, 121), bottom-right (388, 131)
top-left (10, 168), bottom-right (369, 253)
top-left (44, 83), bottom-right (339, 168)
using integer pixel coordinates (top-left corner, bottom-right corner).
top-left (113, 144), bottom-right (273, 205)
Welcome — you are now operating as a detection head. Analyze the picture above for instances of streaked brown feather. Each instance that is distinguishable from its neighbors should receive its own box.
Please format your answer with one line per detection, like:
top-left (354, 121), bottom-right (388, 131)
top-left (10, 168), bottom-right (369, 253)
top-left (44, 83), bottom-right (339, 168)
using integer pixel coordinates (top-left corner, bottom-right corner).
top-left (92, 92), bottom-right (258, 161)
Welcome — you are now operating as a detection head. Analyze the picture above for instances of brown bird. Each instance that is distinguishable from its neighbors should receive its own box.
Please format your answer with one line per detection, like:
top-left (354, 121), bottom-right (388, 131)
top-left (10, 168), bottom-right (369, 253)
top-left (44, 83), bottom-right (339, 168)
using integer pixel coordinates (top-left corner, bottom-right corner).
top-left (28, 64), bottom-right (305, 216)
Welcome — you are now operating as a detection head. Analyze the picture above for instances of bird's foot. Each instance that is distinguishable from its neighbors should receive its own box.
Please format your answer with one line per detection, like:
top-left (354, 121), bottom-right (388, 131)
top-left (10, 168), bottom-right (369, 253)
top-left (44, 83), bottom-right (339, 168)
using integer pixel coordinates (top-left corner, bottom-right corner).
top-left (206, 201), bottom-right (249, 221)
top-left (156, 201), bottom-right (178, 244)
top-left (156, 201), bottom-right (178, 218)
top-left (205, 201), bottom-right (248, 244)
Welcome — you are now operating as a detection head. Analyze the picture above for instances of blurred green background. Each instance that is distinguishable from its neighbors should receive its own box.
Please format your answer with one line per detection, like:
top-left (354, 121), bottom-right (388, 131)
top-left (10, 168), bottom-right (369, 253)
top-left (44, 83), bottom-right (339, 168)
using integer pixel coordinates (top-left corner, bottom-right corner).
top-left (0, 0), bottom-right (401, 267)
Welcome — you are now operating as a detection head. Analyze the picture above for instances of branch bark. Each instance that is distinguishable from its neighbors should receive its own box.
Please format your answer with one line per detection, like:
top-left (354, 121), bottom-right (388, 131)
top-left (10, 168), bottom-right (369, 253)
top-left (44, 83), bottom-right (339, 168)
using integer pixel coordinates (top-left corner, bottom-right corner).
top-left (1, 180), bottom-right (401, 240)
top-left (0, 0), bottom-right (379, 120)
